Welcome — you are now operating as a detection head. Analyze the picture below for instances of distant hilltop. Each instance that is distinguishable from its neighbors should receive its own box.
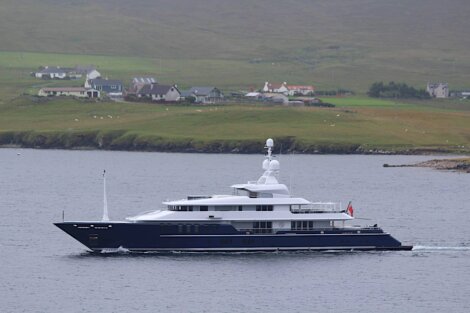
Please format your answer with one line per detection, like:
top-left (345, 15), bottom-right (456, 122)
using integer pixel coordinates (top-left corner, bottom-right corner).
top-left (1, 0), bottom-right (469, 90)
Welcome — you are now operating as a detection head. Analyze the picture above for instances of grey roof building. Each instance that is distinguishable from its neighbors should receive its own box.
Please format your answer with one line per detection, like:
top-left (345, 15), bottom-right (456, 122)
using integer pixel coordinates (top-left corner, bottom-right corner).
top-left (137, 84), bottom-right (181, 102)
top-left (86, 78), bottom-right (123, 94)
top-left (34, 66), bottom-right (68, 79)
top-left (139, 84), bottom-right (171, 94)
top-left (180, 90), bottom-right (194, 98)
top-left (182, 86), bottom-right (224, 103)
top-left (130, 77), bottom-right (157, 93)
top-left (38, 66), bottom-right (67, 74)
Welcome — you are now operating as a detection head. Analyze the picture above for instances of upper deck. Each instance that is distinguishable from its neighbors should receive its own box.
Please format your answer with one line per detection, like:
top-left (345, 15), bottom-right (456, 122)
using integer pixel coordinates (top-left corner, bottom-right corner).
top-left (127, 138), bottom-right (352, 223)
top-left (163, 195), bottom-right (310, 207)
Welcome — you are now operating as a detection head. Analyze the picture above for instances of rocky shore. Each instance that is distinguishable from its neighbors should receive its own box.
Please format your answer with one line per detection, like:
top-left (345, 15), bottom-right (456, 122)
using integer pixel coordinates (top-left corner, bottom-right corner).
top-left (384, 158), bottom-right (470, 173)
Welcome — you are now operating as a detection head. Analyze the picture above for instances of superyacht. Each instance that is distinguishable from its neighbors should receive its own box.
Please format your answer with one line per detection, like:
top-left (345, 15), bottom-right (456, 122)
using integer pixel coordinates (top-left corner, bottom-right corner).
top-left (55, 138), bottom-right (412, 252)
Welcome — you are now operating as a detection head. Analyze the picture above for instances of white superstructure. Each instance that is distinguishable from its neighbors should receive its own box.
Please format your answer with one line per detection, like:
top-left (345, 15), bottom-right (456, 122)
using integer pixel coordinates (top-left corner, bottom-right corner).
top-left (127, 138), bottom-right (352, 233)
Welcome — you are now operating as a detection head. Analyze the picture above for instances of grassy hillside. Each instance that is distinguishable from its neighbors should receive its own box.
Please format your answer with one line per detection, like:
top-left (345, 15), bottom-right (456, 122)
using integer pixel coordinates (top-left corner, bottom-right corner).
top-left (0, 0), bottom-right (469, 91)
top-left (1, 96), bottom-right (469, 153)
top-left (0, 1), bottom-right (468, 154)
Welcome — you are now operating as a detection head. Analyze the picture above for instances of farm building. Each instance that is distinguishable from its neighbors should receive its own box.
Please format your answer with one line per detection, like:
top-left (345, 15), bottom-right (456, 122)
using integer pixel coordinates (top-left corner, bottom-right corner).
top-left (38, 87), bottom-right (100, 98)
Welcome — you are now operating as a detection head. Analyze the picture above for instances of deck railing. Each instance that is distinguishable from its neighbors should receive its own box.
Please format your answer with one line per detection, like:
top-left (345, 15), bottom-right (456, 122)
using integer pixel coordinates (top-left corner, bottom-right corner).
top-left (290, 202), bottom-right (342, 214)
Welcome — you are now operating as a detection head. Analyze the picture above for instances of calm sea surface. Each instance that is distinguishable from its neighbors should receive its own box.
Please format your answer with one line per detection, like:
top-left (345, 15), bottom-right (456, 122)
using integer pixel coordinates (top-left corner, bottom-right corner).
top-left (1, 149), bottom-right (469, 313)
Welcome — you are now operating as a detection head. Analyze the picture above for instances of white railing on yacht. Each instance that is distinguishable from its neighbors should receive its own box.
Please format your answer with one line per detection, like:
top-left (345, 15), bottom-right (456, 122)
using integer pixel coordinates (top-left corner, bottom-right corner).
top-left (290, 202), bottom-right (342, 213)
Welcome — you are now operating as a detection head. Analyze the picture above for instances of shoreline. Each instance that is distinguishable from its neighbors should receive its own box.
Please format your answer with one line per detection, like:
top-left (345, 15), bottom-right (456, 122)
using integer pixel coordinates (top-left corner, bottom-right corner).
top-left (384, 158), bottom-right (470, 173)
top-left (1, 130), bottom-right (468, 155)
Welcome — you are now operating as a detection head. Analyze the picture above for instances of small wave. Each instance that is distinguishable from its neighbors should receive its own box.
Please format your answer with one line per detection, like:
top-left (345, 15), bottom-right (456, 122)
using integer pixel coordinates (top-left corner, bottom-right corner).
top-left (412, 245), bottom-right (470, 251)
top-left (100, 246), bottom-right (130, 254)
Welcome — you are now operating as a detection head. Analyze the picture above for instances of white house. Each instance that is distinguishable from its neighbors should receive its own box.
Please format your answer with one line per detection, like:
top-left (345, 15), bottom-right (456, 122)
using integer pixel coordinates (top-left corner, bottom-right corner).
top-left (85, 69), bottom-right (101, 80)
top-left (34, 66), bottom-right (67, 79)
top-left (34, 65), bottom-right (100, 80)
top-left (426, 82), bottom-right (449, 98)
top-left (38, 87), bottom-right (100, 98)
top-left (137, 84), bottom-right (181, 102)
top-left (70, 66), bottom-right (101, 79)
top-left (287, 85), bottom-right (315, 96)
top-left (262, 82), bottom-right (289, 95)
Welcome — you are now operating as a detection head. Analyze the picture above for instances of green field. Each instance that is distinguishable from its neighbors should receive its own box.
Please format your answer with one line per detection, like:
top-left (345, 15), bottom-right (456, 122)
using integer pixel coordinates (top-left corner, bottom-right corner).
top-left (1, 94), bottom-right (469, 153)
top-left (0, 51), bottom-right (469, 154)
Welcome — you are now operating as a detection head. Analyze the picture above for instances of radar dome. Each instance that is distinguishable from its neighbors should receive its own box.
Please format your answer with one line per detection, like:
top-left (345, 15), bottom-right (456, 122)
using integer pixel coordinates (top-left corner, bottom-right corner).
top-left (262, 159), bottom-right (270, 170)
top-left (269, 160), bottom-right (280, 171)
top-left (266, 138), bottom-right (274, 147)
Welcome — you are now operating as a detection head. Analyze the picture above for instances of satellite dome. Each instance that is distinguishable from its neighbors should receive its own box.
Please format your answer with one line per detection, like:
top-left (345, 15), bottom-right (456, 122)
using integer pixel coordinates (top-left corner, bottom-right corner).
top-left (262, 159), bottom-right (270, 170)
top-left (266, 138), bottom-right (274, 147)
top-left (269, 160), bottom-right (280, 171)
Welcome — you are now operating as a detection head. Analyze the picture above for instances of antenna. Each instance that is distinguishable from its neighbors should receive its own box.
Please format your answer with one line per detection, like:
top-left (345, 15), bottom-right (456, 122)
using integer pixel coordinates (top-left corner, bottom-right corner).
top-left (102, 170), bottom-right (109, 221)
top-left (266, 138), bottom-right (274, 161)
top-left (258, 138), bottom-right (281, 185)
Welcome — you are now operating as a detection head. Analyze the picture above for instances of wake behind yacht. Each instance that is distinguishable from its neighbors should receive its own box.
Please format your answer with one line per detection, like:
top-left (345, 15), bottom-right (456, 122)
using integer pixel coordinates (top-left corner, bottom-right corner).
top-left (55, 139), bottom-right (412, 252)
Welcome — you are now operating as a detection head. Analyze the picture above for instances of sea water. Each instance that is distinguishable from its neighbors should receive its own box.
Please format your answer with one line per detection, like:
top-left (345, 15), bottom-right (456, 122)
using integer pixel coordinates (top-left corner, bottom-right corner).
top-left (0, 149), bottom-right (469, 313)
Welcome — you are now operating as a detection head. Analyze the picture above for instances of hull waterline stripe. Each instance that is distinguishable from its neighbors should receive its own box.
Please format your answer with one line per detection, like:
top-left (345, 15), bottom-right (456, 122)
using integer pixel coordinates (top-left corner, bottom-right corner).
top-left (160, 233), bottom-right (390, 238)
top-left (91, 246), bottom-right (412, 252)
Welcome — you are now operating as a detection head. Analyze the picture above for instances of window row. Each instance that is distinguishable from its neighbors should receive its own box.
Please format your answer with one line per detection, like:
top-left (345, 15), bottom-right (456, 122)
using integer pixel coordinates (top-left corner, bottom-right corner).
top-left (253, 221), bottom-right (273, 234)
top-left (169, 205), bottom-right (208, 211)
top-left (291, 221), bottom-right (317, 231)
top-left (169, 205), bottom-right (274, 211)
top-left (256, 205), bottom-right (273, 211)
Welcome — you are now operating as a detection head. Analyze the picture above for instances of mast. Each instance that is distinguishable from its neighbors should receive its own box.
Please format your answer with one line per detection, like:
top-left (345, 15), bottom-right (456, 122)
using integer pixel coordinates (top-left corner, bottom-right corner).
top-left (102, 170), bottom-right (110, 221)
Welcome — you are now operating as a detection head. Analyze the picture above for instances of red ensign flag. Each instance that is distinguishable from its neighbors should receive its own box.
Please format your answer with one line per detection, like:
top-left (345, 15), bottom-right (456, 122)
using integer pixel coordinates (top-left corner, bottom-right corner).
top-left (347, 202), bottom-right (354, 217)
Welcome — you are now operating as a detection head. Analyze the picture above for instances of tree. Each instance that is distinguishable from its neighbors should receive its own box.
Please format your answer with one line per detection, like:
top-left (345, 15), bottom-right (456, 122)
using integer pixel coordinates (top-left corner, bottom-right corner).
top-left (368, 81), bottom-right (430, 99)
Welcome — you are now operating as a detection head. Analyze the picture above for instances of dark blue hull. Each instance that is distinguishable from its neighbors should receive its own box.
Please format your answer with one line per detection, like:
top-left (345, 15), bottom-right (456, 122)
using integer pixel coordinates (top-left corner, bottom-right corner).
top-left (54, 222), bottom-right (412, 252)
